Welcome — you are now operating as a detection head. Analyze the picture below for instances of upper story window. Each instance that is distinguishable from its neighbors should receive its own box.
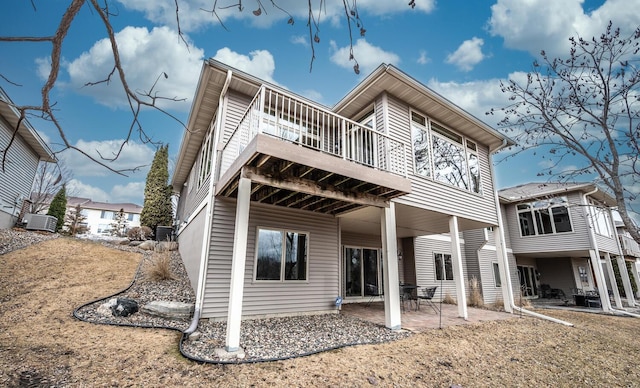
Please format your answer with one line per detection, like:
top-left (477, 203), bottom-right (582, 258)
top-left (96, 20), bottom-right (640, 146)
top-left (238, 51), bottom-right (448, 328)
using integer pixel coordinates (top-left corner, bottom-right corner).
top-left (197, 129), bottom-right (214, 189)
top-left (410, 111), bottom-right (481, 194)
top-left (255, 228), bottom-right (308, 282)
top-left (588, 199), bottom-right (613, 238)
top-left (100, 210), bottom-right (115, 220)
top-left (516, 196), bottom-right (572, 237)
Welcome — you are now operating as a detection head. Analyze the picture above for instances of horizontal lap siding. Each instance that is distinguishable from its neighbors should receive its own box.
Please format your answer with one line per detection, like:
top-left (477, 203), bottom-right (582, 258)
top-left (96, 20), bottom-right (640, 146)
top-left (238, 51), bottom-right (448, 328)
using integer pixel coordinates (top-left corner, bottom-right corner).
top-left (414, 235), bottom-right (468, 302)
top-left (385, 95), bottom-right (499, 225)
top-left (219, 90), bottom-right (253, 175)
top-left (0, 119), bottom-right (39, 228)
top-left (176, 205), bottom-right (207, 288)
top-left (506, 192), bottom-right (592, 254)
top-left (477, 248), bottom-right (501, 304)
top-left (202, 198), bottom-right (339, 319)
top-left (341, 231), bottom-right (382, 248)
top-left (595, 233), bottom-right (619, 254)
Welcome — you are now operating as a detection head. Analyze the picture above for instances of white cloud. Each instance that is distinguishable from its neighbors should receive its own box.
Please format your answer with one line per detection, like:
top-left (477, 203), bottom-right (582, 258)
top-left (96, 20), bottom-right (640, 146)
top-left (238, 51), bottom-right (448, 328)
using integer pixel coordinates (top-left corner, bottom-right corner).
top-left (59, 139), bottom-right (155, 178)
top-left (35, 57), bottom-right (52, 81)
top-left (118, 0), bottom-right (436, 31)
top-left (445, 37), bottom-right (485, 72)
top-left (212, 48), bottom-right (278, 85)
top-left (67, 179), bottom-right (145, 204)
top-left (291, 35), bottom-right (308, 46)
top-left (417, 50), bottom-right (430, 65)
top-left (111, 181), bottom-right (146, 204)
top-left (330, 39), bottom-right (400, 75)
top-left (488, 0), bottom-right (640, 57)
top-left (67, 179), bottom-right (110, 202)
top-left (64, 26), bottom-right (203, 111)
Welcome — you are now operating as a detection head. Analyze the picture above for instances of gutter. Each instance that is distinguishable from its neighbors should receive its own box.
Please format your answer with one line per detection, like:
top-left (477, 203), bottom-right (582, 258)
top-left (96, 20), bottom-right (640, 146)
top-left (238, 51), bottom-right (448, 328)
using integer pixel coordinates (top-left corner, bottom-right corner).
top-left (490, 138), bottom-right (574, 326)
top-left (185, 69), bottom-right (233, 335)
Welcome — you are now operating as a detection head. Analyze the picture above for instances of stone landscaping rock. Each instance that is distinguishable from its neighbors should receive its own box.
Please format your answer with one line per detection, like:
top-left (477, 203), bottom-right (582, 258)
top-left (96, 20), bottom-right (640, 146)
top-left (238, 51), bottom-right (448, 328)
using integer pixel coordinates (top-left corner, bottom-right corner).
top-left (128, 240), bottom-right (142, 246)
top-left (141, 300), bottom-right (194, 319)
top-left (138, 240), bottom-right (156, 250)
top-left (111, 298), bottom-right (139, 317)
top-left (96, 298), bottom-right (117, 317)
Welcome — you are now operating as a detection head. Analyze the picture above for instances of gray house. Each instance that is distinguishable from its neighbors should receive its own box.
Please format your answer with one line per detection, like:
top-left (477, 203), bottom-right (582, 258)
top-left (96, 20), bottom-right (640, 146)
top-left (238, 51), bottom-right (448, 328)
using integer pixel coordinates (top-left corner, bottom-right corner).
top-left (172, 59), bottom-right (515, 351)
top-left (498, 182), bottom-right (640, 311)
top-left (0, 88), bottom-right (55, 229)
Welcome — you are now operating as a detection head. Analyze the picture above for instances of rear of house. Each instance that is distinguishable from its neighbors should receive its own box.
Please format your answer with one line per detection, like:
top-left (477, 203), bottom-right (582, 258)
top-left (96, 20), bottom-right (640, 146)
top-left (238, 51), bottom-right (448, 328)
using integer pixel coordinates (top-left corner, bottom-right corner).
top-left (172, 59), bottom-right (516, 351)
top-left (499, 182), bottom-right (640, 311)
top-left (0, 88), bottom-right (55, 229)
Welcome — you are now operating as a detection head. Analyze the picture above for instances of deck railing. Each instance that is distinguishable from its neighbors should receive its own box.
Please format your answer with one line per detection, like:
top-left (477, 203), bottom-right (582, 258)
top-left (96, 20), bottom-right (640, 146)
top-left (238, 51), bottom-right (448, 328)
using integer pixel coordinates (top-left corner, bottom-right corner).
top-left (219, 86), bottom-right (407, 180)
top-left (619, 234), bottom-right (640, 257)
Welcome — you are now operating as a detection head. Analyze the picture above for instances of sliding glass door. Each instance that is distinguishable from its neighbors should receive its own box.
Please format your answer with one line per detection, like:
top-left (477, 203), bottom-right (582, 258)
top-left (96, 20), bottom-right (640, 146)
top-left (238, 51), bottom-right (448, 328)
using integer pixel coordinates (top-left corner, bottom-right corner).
top-left (344, 246), bottom-right (382, 298)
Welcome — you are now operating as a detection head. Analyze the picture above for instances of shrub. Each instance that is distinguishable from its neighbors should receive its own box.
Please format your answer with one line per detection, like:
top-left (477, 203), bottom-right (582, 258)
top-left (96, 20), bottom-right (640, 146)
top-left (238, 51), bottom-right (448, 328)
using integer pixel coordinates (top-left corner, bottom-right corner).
top-left (467, 276), bottom-right (484, 307)
top-left (491, 296), bottom-right (505, 311)
top-left (143, 252), bottom-right (176, 282)
top-left (127, 226), bottom-right (153, 241)
top-left (442, 292), bottom-right (457, 305)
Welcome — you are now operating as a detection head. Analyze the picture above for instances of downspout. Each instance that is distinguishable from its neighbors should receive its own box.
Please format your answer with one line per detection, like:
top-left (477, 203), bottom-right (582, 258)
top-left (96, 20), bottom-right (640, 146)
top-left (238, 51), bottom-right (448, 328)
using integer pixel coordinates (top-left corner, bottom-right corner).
top-left (490, 138), bottom-right (574, 326)
top-left (185, 69), bottom-right (233, 335)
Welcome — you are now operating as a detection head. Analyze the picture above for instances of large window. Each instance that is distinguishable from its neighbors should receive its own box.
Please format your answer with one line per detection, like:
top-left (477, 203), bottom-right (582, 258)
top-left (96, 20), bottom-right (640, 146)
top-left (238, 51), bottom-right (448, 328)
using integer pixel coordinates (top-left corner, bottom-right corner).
top-left (197, 129), bottom-right (214, 189)
top-left (588, 199), bottom-right (613, 237)
top-left (517, 196), bottom-right (572, 236)
top-left (255, 228), bottom-right (308, 281)
top-left (411, 111), bottom-right (481, 193)
top-left (344, 247), bottom-right (382, 297)
top-left (434, 253), bottom-right (453, 281)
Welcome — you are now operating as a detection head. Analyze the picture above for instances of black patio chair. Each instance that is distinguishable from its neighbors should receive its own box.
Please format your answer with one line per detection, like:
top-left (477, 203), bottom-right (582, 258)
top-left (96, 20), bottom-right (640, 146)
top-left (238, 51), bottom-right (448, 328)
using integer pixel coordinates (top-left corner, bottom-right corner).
top-left (365, 284), bottom-right (383, 307)
top-left (417, 286), bottom-right (439, 314)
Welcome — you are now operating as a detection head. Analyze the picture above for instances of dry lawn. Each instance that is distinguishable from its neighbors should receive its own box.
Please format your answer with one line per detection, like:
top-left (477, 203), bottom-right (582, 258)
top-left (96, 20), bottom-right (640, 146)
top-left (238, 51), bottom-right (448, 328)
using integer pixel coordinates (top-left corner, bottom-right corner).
top-left (1, 237), bottom-right (640, 387)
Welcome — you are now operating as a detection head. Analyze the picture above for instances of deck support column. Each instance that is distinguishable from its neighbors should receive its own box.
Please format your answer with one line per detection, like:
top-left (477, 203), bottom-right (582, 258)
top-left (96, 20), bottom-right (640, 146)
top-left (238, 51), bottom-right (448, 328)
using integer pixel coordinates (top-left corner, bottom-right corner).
top-left (589, 249), bottom-right (612, 312)
top-left (604, 253), bottom-right (623, 308)
top-left (225, 177), bottom-right (251, 352)
top-left (381, 202), bottom-right (401, 330)
top-left (449, 215), bottom-right (468, 319)
top-left (616, 255), bottom-right (636, 306)
top-left (493, 226), bottom-right (513, 313)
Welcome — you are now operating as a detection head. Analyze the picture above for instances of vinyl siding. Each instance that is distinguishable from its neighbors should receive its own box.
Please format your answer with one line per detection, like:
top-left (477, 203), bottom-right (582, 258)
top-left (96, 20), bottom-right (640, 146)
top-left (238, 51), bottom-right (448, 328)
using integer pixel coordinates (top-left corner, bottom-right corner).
top-left (594, 233), bottom-right (619, 254)
top-left (219, 90), bottom-right (254, 176)
top-left (176, 205), bottom-right (207, 288)
top-left (505, 191), bottom-right (593, 253)
top-left (414, 235), bottom-right (468, 302)
top-left (0, 117), bottom-right (40, 228)
top-left (202, 198), bottom-right (340, 319)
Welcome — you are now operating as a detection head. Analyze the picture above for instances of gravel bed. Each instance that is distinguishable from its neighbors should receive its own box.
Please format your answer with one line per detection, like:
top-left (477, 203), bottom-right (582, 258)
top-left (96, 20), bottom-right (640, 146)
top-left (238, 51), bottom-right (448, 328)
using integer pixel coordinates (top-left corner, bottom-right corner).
top-left (0, 228), bottom-right (59, 255)
top-left (4, 230), bottom-right (411, 363)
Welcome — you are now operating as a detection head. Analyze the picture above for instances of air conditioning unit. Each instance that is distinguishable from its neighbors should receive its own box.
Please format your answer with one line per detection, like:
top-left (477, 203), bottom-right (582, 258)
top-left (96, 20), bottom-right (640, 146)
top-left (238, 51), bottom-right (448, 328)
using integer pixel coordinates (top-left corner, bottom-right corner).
top-left (24, 214), bottom-right (57, 233)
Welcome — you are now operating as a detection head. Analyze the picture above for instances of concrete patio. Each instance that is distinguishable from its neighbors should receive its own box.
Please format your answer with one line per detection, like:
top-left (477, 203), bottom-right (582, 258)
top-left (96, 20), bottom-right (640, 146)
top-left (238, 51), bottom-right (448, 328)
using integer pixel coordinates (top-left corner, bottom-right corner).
top-left (340, 301), bottom-right (516, 332)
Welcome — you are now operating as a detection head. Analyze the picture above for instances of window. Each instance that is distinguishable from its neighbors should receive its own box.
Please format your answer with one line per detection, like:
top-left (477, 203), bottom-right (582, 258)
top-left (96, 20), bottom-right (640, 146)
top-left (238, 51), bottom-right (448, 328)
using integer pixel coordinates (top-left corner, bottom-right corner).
top-left (197, 129), bottom-right (214, 189)
top-left (100, 211), bottom-right (114, 220)
top-left (344, 247), bottom-right (382, 297)
top-left (434, 253), bottom-right (453, 281)
top-left (127, 213), bottom-right (134, 221)
top-left (516, 196), bottom-right (572, 236)
top-left (255, 228), bottom-right (308, 281)
top-left (410, 112), bottom-right (481, 193)
top-left (492, 262), bottom-right (502, 287)
top-left (588, 199), bottom-right (613, 237)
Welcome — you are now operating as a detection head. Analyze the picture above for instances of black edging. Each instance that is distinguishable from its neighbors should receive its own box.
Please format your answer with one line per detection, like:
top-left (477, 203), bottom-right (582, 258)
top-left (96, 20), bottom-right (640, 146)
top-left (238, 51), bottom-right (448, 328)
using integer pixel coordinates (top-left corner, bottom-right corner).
top-left (72, 252), bottom-right (405, 365)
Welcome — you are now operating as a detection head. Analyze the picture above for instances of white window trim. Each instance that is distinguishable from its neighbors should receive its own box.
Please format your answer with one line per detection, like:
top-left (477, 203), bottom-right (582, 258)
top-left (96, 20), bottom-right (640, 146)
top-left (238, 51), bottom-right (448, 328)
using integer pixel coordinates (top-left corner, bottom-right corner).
top-left (492, 262), bottom-right (502, 288)
top-left (434, 252), bottom-right (454, 281)
top-left (253, 226), bottom-right (310, 283)
top-left (516, 196), bottom-right (574, 237)
top-left (409, 109), bottom-right (482, 195)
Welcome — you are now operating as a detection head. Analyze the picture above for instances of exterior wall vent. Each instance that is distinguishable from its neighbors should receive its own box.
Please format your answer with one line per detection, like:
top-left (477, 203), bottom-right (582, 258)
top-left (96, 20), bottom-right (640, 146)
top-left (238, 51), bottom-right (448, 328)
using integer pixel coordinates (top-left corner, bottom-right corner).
top-left (24, 214), bottom-right (57, 233)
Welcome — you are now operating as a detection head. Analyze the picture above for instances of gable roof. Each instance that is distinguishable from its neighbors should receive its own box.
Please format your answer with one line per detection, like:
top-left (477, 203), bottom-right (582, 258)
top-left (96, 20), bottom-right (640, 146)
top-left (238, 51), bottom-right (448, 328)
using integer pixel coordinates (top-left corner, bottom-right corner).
top-left (0, 88), bottom-right (56, 163)
top-left (332, 64), bottom-right (513, 152)
top-left (498, 182), bottom-right (616, 206)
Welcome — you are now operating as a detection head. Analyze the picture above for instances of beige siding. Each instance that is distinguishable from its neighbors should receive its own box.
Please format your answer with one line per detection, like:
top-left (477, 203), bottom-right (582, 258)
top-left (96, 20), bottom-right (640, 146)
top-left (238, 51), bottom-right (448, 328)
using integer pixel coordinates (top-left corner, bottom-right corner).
top-left (414, 235), bottom-right (468, 302)
top-left (176, 206), bottom-right (207, 288)
top-left (384, 94), bottom-right (499, 226)
top-left (505, 192), bottom-right (593, 254)
top-left (476, 248), bottom-right (502, 304)
top-left (341, 231), bottom-right (382, 248)
top-left (202, 198), bottom-right (340, 319)
top-left (0, 117), bottom-right (39, 228)
top-left (595, 233), bottom-right (619, 254)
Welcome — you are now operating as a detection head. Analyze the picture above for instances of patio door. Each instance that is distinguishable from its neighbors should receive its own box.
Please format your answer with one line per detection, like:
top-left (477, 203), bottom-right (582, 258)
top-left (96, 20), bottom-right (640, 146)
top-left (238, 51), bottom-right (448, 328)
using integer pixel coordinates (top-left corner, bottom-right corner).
top-left (517, 265), bottom-right (539, 298)
top-left (344, 246), bottom-right (382, 298)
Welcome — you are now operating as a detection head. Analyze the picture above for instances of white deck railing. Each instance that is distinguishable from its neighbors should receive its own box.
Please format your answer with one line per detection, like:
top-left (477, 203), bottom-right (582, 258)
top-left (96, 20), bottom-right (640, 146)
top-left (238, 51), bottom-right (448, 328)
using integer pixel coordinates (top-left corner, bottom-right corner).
top-left (219, 86), bottom-right (407, 180)
top-left (620, 234), bottom-right (640, 257)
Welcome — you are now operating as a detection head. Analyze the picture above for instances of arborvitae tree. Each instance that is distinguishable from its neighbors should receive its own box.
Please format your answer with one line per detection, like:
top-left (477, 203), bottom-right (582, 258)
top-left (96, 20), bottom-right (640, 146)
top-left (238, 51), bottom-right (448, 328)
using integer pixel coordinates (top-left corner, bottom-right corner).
top-left (110, 208), bottom-right (128, 237)
top-left (140, 145), bottom-right (173, 235)
top-left (65, 204), bottom-right (87, 236)
top-left (47, 185), bottom-right (67, 232)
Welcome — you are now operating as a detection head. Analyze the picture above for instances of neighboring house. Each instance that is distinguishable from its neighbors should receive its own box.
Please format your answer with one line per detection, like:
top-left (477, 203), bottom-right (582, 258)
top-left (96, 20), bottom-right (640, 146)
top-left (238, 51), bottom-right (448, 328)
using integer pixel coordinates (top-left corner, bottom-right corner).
top-left (0, 88), bottom-right (56, 229)
top-left (498, 182), bottom-right (640, 311)
top-left (37, 195), bottom-right (142, 236)
top-left (171, 59), bottom-right (516, 352)
top-left (613, 212), bottom-right (640, 297)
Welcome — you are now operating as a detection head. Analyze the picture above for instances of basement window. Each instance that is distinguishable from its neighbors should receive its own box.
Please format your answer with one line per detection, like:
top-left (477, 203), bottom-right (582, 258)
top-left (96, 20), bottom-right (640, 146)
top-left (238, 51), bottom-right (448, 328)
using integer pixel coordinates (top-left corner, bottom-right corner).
top-left (255, 228), bottom-right (308, 281)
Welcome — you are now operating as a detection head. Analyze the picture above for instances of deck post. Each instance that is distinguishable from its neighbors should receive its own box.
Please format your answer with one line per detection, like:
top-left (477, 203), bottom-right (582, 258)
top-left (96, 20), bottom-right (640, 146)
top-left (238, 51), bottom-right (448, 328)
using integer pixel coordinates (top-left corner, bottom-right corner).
top-left (615, 254), bottom-right (636, 306)
top-left (380, 202), bottom-right (401, 330)
top-left (589, 249), bottom-right (612, 312)
top-left (493, 226), bottom-right (513, 313)
top-left (449, 215), bottom-right (468, 319)
top-left (604, 253), bottom-right (623, 308)
top-left (225, 176), bottom-right (251, 352)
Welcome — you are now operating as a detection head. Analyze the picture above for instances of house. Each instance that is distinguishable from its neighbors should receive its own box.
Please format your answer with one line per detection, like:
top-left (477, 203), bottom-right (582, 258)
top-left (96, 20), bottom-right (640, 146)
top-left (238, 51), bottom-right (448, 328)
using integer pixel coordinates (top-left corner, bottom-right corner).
top-left (498, 182), bottom-right (640, 311)
top-left (171, 59), bottom-right (516, 352)
top-left (35, 195), bottom-right (142, 236)
top-left (0, 87), bottom-right (56, 229)
top-left (614, 211), bottom-right (640, 293)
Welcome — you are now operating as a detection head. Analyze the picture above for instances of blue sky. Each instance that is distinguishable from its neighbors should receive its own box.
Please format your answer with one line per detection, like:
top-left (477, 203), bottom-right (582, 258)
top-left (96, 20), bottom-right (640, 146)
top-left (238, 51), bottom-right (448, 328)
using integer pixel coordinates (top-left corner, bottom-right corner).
top-left (1, 0), bottom-right (638, 207)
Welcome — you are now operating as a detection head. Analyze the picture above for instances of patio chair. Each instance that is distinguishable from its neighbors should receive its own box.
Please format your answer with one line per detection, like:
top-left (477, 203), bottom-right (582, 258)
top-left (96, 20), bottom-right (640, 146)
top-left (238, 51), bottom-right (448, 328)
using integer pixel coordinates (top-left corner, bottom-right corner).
top-left (365, 284), bottom-right (383, 307)
top-left (417, 286), bottom-right (440, 314)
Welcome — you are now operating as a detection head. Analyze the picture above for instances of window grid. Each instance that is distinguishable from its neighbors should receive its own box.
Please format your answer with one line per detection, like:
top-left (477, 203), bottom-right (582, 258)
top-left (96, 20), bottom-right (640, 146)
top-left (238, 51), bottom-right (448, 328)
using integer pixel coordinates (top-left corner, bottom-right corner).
top-left (516, 196), bottom-right (573, 237)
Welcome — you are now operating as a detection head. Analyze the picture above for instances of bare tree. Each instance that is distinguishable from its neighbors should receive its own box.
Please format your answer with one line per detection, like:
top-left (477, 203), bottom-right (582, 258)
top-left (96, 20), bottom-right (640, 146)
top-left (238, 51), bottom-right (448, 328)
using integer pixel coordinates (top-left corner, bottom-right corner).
top-left (491, 22), bottom-right (640, 242)
top-left (0, 1), bottom-right (413, 175)
top-left (29, 161), bottom-right (72, 214)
